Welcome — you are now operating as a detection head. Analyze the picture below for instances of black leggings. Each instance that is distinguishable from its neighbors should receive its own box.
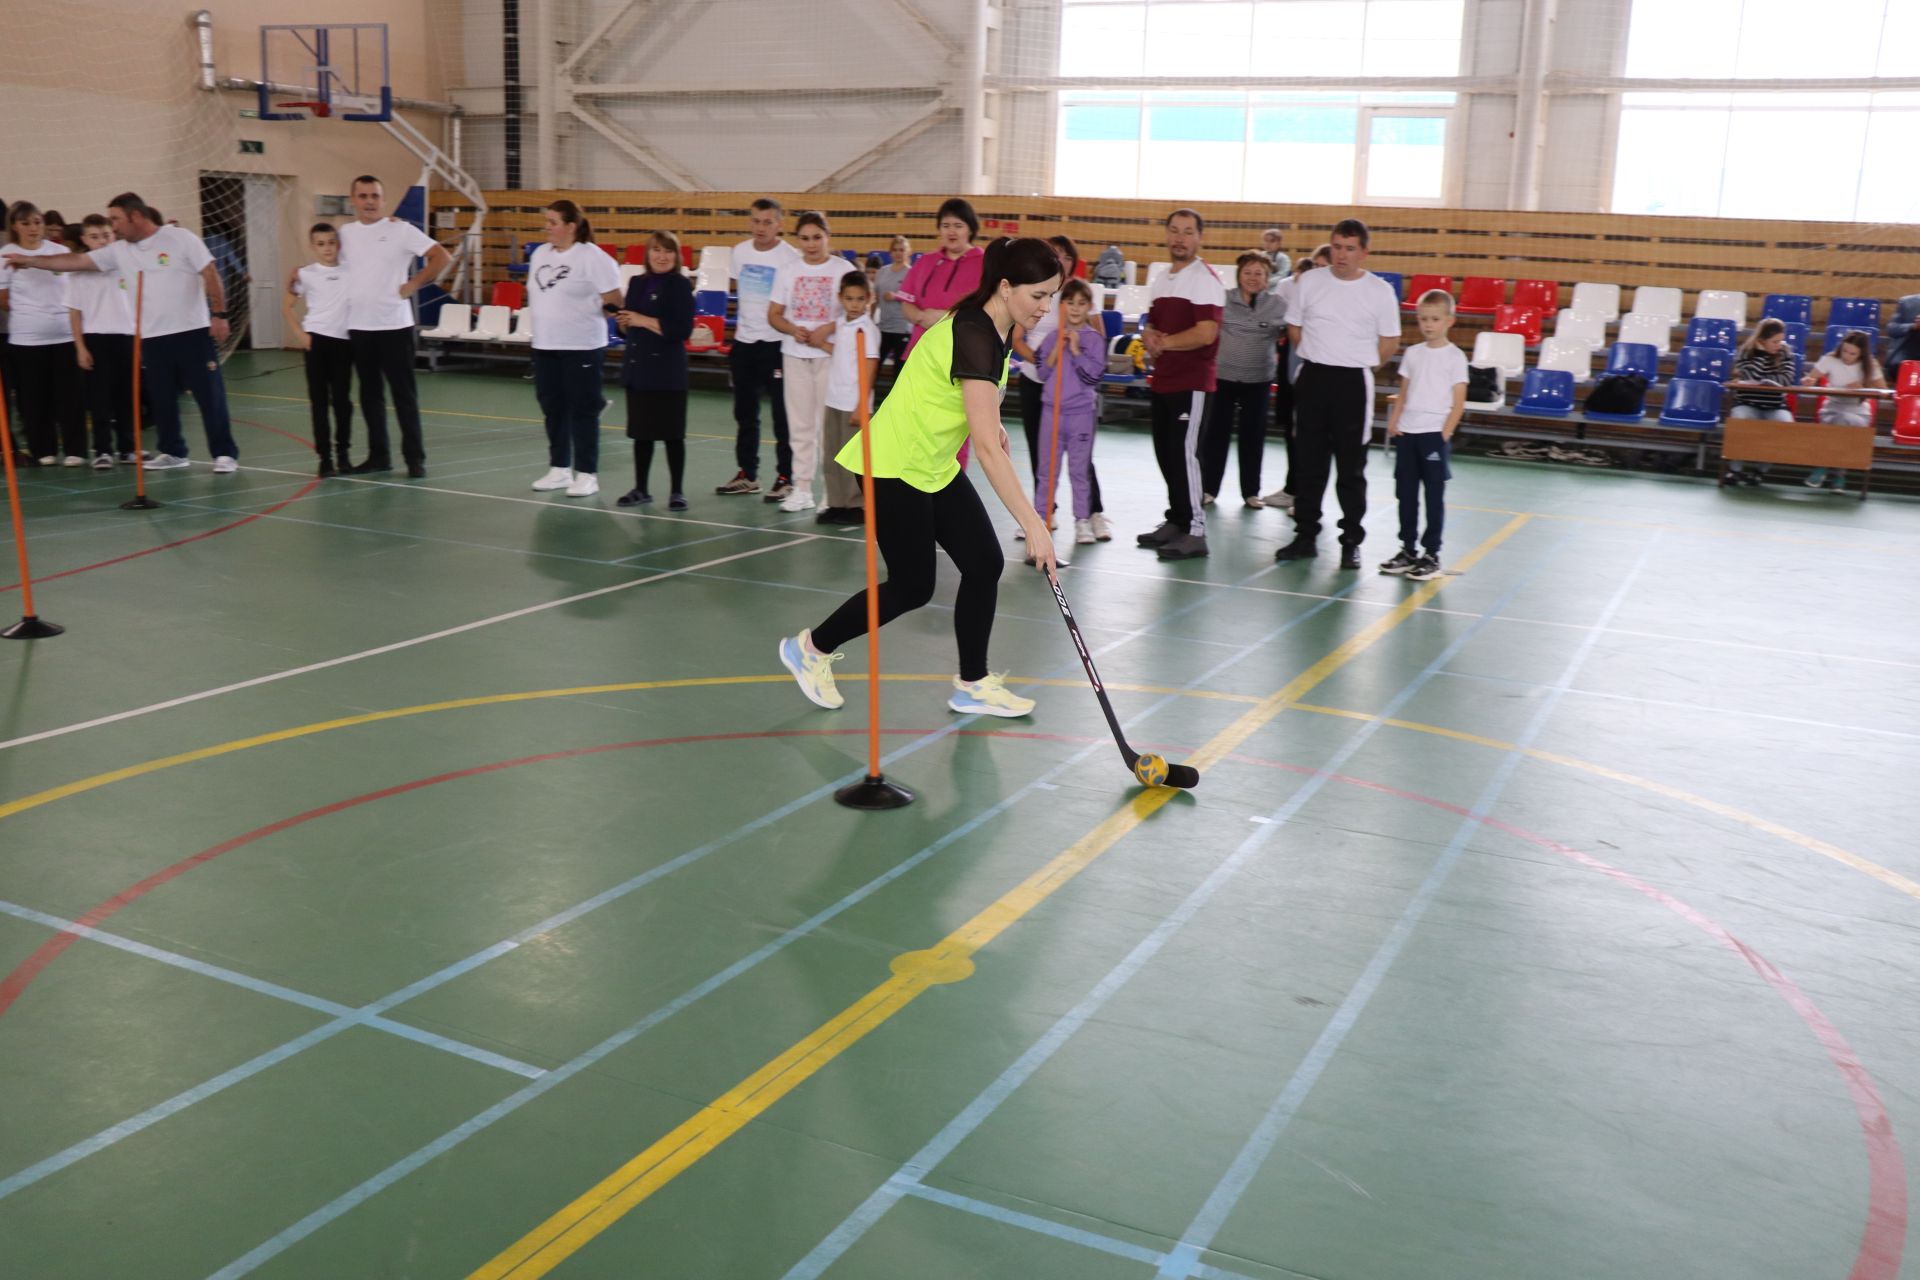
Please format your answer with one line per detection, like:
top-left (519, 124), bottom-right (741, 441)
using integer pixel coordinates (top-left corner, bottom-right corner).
top-left (634, 439), bottom-right (685, 494)
top-left (811, 472), bottom-right (1004, 682)
top-left (1018, 374), bottom-right (1103, 514)
top-left (12, 342), bottom-right (87, 459)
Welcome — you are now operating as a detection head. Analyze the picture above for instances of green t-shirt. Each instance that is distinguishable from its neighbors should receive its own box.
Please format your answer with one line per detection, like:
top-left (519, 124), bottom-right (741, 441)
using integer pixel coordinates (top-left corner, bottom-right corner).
top-left (835, 307), bottom-right (1009, 493)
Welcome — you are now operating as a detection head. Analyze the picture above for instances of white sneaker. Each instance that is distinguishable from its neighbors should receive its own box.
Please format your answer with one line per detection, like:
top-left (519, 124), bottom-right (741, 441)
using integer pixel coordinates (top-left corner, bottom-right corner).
top-left (1074, 519), bottom-right (1095, 544)
top-left (63, 455), bottom-right (85, 468)
top-left (532, 466), bottom-right (573, 491)
top-left (212, 456), bottom-right (238, 474)
top-left (1244, 495), bottom-right (1266, 509)
top-left (778, 630), bottom-right (845, 709)
top-left (91, 453), bottom-right (113, 470)
top-left (36, 456), bottom-right (56, 466)
top-left (779, 491), bottom-right (816, 513)
top-left (1089, 513), bottom-right (1113, 542)
top-left (1260, 487), bottom-right (1293, 511)
top-left (565, 472), bottom-right (600, 498)
top-left (143, 454), bottom-right (189, 471)
top-left (948, 672), bottom-right (1036, 718)
top-left (1201, 492), bottom-right (1216, 507)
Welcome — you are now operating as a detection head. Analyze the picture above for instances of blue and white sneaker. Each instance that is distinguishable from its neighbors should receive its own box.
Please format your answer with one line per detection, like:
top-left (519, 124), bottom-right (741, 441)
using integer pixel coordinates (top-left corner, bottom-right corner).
top-left (947, 672), bottom-right (1036, 718)
top-left (779, 630), bottom-right (844, 709)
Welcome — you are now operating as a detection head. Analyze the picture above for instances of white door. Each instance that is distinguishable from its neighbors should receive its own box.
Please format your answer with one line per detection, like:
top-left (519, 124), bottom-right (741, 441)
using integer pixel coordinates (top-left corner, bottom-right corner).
top-left (244, 175), bottom-right (283, 349)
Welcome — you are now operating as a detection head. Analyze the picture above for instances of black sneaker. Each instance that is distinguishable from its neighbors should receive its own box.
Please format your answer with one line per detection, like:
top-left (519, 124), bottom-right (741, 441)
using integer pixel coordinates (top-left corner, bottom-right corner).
top-left (617, 489), bottom-right (652, 507)
top-left (350, 458), bottom-right (393, 474)
top-left (814, 507), bottom-right (843, 524)
top-left (1274, 538), bottom-right (1318, 562)
top-left (763, 476), bottom-right (793, 503)
top-left (407, 461), bottom-right (426, 479)
top-left (1136, 520), bottom-right (1180, 548)
top-left (716, 471), bottom-right (760, 495)
top-left (1378, 549), bottom-right (1418, 575)
top-left (317, 456), bottom-right (336, 478)
top-left (669, 493), bottom-right (688, 511)
top-left (831, 507), bottom-right (864, 525)
top-left (1156, 533), bottom-right (1209, 561)
top-left (1339, 546), bottom-right (1362, 570)
top-left (1406, 555), bottom-right (1443, 581)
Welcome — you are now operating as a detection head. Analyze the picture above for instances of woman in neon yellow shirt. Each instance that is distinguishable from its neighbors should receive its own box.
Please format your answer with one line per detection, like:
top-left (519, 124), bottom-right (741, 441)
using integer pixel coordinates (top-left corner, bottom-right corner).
top-left (780, 237), bottom-right (1062, 717)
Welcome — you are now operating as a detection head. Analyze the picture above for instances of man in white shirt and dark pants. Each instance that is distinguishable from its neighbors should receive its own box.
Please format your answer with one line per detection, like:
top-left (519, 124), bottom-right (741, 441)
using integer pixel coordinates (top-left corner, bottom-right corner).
top-left (716, 198), bottom-right (802, 496)
top-left (4, 192), bottom-right (240, 472)
top-left (339, 175), bottom-right (450, 478)
top-left (1277, 218), bottom-right (1402, 570)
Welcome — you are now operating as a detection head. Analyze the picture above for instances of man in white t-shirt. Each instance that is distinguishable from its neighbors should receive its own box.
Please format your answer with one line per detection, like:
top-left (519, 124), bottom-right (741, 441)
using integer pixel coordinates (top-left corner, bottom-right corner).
top-left (716, 197), bottom-right (803, 496)
top-left (339, 174), bottom-right (451, 478)
top-left (5, 191), bottom-right (241, 472)
top-left (1277, 218), bottom-right (1403, 570)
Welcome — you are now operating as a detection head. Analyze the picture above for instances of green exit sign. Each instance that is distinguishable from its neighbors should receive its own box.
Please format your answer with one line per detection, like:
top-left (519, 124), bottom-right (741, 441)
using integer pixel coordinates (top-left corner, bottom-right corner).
top-left (240, 108), bottom-right (260, 119)
top-left (239, 140), bottom-right (264, 155)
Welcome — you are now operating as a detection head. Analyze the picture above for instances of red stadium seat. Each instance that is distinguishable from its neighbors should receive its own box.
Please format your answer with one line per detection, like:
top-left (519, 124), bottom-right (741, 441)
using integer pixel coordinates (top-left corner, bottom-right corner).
top-left (1457, 276), bottom-right (1508, 316)
top-left (685, 314), bottom-right (729, 354)
top-left (489, 280), bottom-right (526, 309)
top-left (1899, 362), bottom-right (1920, 397)
top-left (1896, 395), bottom-right (1920, 445)
top-left (1402, 274), bottom-right (1454, 312)
top-left (1492, 304), bottom-right (1543, 346)
top-left (600, 244), bottom-right (621, 261)
top-left (623, 244), bottom-right (648, 265)
top-left (1512, 279), bottom-right (1558, 312)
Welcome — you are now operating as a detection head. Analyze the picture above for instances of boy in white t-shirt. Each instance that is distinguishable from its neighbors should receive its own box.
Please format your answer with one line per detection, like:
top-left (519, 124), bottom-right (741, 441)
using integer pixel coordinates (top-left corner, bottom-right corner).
top-left (67, 215), bottom-right (137, 467)
top-left (1380, 289), bottom-right (1466, 581)
top-left (817, 272), bottom-right (880, 525)
top-left (283, 223), bottom-right (356, 476)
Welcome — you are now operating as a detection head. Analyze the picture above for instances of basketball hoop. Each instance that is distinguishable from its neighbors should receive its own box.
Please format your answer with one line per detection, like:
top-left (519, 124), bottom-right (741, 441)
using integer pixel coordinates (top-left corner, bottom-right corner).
top-left (274, 100), bottom-right (331, 117)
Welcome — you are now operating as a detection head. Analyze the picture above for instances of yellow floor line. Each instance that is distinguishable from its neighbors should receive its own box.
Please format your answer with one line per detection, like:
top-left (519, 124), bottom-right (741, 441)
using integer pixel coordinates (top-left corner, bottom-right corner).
top-left (1291, 703), bottom-right (1920, 904)
top-left (465, 514), bottom-right (1533, 1279)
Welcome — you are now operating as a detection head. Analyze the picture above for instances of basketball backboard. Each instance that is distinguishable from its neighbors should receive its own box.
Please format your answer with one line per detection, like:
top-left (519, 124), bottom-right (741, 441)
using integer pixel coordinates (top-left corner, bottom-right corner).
top-left (258, 23), bottom-right (392, 122)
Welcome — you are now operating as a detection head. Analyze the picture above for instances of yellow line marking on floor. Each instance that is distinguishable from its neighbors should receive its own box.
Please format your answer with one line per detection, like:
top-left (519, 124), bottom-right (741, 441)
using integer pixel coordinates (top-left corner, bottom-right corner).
top-left (0, 677), bottom-right (1256, 824)
top-left (464, 514), bottom-right (1533, 1279)
top-left (1291, 703), bottom-right (1920, 903)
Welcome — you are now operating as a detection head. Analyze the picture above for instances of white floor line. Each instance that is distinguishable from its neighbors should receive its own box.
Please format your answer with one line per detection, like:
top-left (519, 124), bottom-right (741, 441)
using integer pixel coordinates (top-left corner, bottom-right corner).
top-left (0, 538), bottom-right (813, 754)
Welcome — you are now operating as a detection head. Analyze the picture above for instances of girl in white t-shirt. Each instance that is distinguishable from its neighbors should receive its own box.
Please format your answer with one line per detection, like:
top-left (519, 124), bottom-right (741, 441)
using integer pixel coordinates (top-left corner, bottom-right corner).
top-left (68, 214), bottom-right (137, 466)
top-left (1803, 329), bottom-right (1885, 491)
top-left (767, 211), bottom-right (848, 512)
top-left (526, 199), bottom-right (625, 498)
top-left (0, 201), bottom-right (86, 465)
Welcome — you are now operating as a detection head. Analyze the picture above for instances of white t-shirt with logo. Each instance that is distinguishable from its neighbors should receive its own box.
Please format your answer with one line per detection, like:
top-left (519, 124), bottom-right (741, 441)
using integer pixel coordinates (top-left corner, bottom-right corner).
top-left (293, 262), bottom-right (353, 340)
top-left (1395, 341), bottom-right (1469, 433)
top-left (526, 242), bottom-right (622, 351)
top-left (0, 242), bottom-right (75, 345)
top-left (826, 314), bottom-right (881, 412)
top-left (339, 217), bottom-right (438, 331)
top-left (1287, 268), bottom-right (1402, 368)
top-left (85, 226), bottom-right (213, 339)
top-left (68, 265), bottom-right (135, 337)
top-left (730, 237), bottom-right (803, 344)
top-left (771, 256), bottom-right (851, 361)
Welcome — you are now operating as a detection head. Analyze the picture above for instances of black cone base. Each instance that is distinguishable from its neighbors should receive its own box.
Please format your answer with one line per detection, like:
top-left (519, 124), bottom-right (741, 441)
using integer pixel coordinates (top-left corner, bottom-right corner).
top-left (835, 774), bottom-right (915, 810)
top-left (121, 495), bottom-right (163, 510)
top-left (3, 615), bottom-right (64, 640)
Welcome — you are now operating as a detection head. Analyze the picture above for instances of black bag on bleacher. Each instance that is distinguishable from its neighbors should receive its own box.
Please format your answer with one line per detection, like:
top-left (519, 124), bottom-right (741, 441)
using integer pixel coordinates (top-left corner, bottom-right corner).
top-left (1466, 364), bottom-right (1502, 404)
top-left (1585, 373), bottom-right (1647, 414)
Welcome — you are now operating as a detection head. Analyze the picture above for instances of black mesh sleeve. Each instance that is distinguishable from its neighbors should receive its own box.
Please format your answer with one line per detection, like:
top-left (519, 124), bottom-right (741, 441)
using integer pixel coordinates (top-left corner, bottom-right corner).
top-left (949, 308), bottom-right (1007, 384)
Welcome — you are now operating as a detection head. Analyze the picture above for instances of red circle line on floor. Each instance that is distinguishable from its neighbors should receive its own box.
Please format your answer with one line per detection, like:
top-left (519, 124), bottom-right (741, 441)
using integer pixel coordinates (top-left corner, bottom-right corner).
top-left (0, 726), bottom-right (1902, 1277)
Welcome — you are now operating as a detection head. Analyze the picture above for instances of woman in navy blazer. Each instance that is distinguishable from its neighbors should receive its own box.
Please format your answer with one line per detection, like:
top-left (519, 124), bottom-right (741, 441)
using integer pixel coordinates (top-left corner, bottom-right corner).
top-left (615, 230), bottom-right (697, 507)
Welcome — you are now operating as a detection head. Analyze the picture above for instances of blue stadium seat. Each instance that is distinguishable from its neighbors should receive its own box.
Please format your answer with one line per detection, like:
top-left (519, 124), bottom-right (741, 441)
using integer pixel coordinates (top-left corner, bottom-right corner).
top-left (841, 249), bottom-right (862, 266)
top-left (506, 241), bottom-right (538, 277)
top-left (1685, 317), bottom-right (1737, 351)
top-left (1604, 342), bottom-right (1660, 383)
top-left (1781, 320), bottom-right (1812, 358)
top-left (1823, 325), bottom-right (1881, 356)
top-left (1658, 378), bottom-right (1724, 428)
top-left (1761, 293), bottom-right (1811, 326)
top-left (695, 290), bottom-right (729, 316)
top-left (1675, 345), bottom-right (1732, 383)
top-left (1829, 297), bottom-right (1882, 330)
top-left (1101, 309), bottom-right (1125, 341)
top-left (1514, 368), bottom-right (1574, 415)
top-left (1372, 271), bottom-right (1404, 302)
top-left (605, 316), bottom-right (624, 349)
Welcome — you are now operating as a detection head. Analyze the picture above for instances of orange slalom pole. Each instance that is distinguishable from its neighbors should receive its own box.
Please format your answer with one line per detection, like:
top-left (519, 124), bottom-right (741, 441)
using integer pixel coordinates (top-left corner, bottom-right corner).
top-left (833, 327), bottom-right (913, 810)
top-left (122, 271), bottom-right (160, 511)
top-left (1043, 333), bottom-right (1066, 530)
top-left (0, 365), bottom-right (64, 639)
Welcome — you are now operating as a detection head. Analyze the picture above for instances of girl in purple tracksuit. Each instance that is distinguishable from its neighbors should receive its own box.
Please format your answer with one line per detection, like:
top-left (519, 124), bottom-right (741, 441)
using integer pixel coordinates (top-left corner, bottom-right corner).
top-left (1033, 279), bottom-right (1107, 544)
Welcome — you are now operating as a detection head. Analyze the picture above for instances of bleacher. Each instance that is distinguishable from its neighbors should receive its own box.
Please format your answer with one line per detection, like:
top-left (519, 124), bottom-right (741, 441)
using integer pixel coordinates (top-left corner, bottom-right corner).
top-left (419, 190), bottom-right (1920, 490)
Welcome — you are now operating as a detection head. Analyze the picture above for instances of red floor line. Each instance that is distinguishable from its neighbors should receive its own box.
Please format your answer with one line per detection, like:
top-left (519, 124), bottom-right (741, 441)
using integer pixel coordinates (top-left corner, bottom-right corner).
top-left (1, 419), bottom-right (317, 594)
top-left (0, 729), bottom-right (1901, 1275)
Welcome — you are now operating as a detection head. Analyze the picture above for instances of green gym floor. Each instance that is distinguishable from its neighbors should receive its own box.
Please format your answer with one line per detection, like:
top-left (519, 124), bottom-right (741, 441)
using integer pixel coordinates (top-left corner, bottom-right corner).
top-left (1, 353), bottom-right (1916, 1280)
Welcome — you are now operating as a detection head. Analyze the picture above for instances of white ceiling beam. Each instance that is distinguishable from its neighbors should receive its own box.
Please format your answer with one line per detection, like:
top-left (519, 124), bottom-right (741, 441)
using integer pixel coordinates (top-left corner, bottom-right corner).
top-left (575, 81), bottom-right (941, 97)
top-left (808, 101), bottom-right (956, 193)
top-left (569, 100), bottom-right (711, 191)
top-left (880, 0), bottom-right (960, 59)
top-left (558, 0), bottom-right (649, 80)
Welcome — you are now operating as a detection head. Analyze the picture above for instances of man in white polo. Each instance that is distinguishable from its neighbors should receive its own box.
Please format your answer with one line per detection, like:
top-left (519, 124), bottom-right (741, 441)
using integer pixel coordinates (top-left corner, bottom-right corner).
top-left (339, 174), bottom-right (450, 478)
top-left (4, 191), bottom-right (240, 473)
top-left (1277, 217), bottom-right (1401, 570)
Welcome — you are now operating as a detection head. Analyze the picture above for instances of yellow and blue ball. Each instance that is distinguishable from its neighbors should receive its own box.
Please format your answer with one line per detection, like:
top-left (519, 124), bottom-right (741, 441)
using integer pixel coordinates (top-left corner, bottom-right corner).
top-left (1132, 753), bottom-right (1170, 787)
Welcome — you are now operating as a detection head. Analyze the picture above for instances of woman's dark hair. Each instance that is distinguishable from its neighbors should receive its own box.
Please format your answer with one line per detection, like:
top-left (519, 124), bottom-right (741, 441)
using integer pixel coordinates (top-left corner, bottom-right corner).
top-left (1834, 329), bottom-right (1883, 384)
top-left (864, 252), bottom-right (886, 269)
top-left (1234, 251), bottom-right (1272, 292)
top-left (839, 270), bottom-right (871, 295)
top-left (547, 199), bottom-right (594, 245)
top-left (1058, 278), bottom-right (1093, 309)
top-left (795, 210), bottom-right (830, 235)
top-left (1738, 316), bottom-right (1788, 363)
top-left (644, 229), bottom-right (681, 273)
top-left (6, 200), bottom-right (41, 244)
top-left (953, 236), bottom-right (1062, 312)
top-left (1046, 233), bottom-right (1080, 274)
top-left (935, 197), bottom-right (979, 240)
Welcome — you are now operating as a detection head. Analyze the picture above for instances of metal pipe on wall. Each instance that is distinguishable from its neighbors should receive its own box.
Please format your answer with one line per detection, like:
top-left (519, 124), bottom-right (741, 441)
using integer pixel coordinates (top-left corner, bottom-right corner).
top-left (1507, 0), bottom-right (1559, 211)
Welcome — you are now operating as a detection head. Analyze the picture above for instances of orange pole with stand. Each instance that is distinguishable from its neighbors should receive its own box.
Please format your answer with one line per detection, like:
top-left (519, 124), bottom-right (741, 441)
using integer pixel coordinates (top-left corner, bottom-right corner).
top-left (1, 366), bottom-right (65, 639)
top-left (1043, 335), bottom-right (1066, 529)
top-left (833, 328), bottom-right (914, 810)
top-left (121, 271), bottom-right (161, 511)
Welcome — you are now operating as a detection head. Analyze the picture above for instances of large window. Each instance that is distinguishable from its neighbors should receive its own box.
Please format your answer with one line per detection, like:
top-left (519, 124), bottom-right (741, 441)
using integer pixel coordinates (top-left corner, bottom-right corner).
top-left (1054, 0), bottom-right (1464, 204)
top-left (1612, 0), bottom-right (1920, 221)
